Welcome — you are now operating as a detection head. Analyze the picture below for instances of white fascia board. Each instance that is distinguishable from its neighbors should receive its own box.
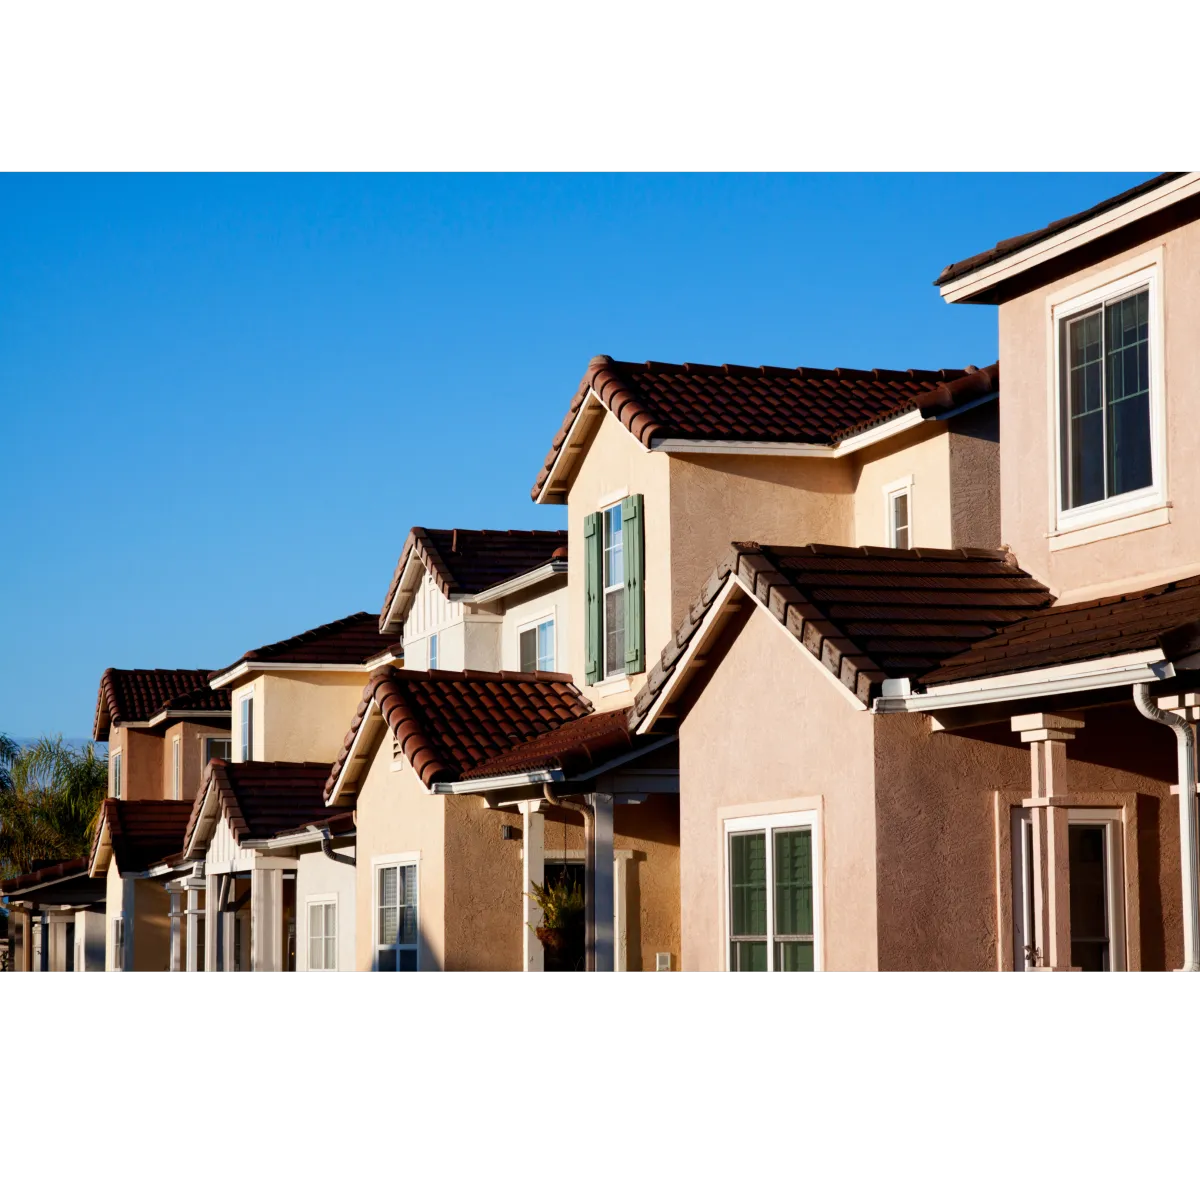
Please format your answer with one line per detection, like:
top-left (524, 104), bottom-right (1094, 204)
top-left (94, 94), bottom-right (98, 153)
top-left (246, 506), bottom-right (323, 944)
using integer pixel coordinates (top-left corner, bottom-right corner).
top-left (467, 562), bottom-right (569, 605)
top-left (364, 649), bottom-right (402, 670)
top-left (381, 549), bottom-right (425, 634)
top-left (146, 708), bottom-right (232, 728)
top-left (430, 768), bottom-right (564, 795)
top-left (537, 388), bottom-right (645, 504)
top-left (209, 661), bottom-right (375, 689)
top-left (326, 701), bottom-right (379, 807)
top-left (939, 174), bottom-right (1200, 303)
top-left (144, 861), bottom-right (191, 879)
top-left (4, 871), bottom-right (89, 898)
top-left (184, 780), bottom-right (218, 859)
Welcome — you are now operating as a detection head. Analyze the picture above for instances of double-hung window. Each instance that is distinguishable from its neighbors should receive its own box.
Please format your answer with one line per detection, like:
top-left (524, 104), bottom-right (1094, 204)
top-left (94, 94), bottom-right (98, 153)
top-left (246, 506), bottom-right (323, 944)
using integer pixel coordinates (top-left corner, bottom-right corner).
top-left (239, 694), bottom-right (254, 762)
top-left (519, 616), bottom-right (556, 673)
top-left (111, 750), bottom-right (122, 799)
top-left (428, 632), bottom-right (439, 670)
top-left (603, 504), bottom-right (625, 677)
top-left (205, 737), bottom-right (232, 764)
top-left (1055, 266), bottom-right (1162, 529)
top-left (726, 810), bottom-right (819, 972)
top-left (307, 898), bottom-right (337, 971)
top-left (376, 859), bottom-right (418, 971)
top-left (172, 736), bottom-right (181, 800)
top-left (584, 494), bottom-right (644, 684)
top-left (884, 477), bottom-right (913, 550)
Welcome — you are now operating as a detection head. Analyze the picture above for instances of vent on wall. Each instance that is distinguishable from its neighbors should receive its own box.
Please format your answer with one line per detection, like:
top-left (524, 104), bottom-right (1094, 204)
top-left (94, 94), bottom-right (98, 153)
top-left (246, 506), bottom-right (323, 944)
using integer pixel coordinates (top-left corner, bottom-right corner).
top-left (656, 952), bottom-right (672, 972)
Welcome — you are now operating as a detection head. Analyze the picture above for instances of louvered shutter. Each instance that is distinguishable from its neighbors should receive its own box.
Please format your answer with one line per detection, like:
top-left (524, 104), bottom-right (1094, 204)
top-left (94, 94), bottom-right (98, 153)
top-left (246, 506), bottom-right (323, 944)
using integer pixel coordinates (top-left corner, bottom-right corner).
top-left (622, 493), bottom-right (645, 674)
top-left (584, 511), bottom-right (602, 684)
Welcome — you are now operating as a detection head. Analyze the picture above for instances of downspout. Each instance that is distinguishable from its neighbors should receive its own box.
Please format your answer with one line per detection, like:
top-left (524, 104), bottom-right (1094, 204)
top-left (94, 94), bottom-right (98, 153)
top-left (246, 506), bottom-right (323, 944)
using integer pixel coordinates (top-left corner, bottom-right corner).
top-left (318, 826), bottom-right (355, 868)
top-left (1133, 683), bottom-right (1200, 971)
top-left (542, 785), bottom-right (597, 969)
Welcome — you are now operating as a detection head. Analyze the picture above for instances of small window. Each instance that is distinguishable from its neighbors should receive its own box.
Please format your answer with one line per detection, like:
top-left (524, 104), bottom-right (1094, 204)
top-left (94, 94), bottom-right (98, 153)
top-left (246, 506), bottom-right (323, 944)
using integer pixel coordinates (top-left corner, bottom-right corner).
top-left (112, 917), bottom-right (125, 971)
top-left (172, 737), bottom-right (181, 801)
top-left (239, 694), bottom-right (253, 762)
top-left (205, 737), bottom-right (232, 764)
top-left (884, 478), bottom-right (912, 550)
top-left (519, 617), bottom-right (555, 673)
top-left (428, 633), bottom-right (439, 671)
top-left (111, 750), bottom-right (122, 799)
top-left (602, 503), bottom-right (625, 678)
top-left (308, 899), bottom-right (337, 971)
top-left (376, 861), bottom-right (418, 971)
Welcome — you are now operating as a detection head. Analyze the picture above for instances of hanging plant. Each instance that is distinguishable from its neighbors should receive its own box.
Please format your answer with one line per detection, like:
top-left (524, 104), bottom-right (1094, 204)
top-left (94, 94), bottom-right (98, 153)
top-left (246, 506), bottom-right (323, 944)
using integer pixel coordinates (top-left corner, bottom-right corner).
top-left (527, 875), bottom-right (585, 955)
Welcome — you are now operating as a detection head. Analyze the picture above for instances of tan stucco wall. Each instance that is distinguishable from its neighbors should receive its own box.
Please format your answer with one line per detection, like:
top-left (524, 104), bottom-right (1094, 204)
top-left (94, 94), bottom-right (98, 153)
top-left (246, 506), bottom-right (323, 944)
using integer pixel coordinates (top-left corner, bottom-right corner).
top-left (353, 734), bottom-right (446, 971)
top-left (133, 878), bottom-right (171, 971)
top-left (677, 606), bottom-right (878, 971)
top-left (105, 859), bottom-right (124, 970)
top-left (998, 221), bottom-right (1200, 597)
top-left (613, 795), bottom-right (680, 971)
top-left (160, 720), bottom-right (231, 800)
top-left (258, 671), bottom-right (369, 763)
top-left (117, 727), bottom-right (164, 800)
top-left (851, 424), bottom-right (953, 549)
top-left (947, 401), bottom-right (1001, 550)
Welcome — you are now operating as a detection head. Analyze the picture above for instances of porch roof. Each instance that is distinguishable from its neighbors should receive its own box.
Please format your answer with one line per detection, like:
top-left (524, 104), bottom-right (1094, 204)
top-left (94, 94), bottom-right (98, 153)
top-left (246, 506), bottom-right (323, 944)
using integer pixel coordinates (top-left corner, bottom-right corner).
top-left (89, 799), bottom-right (195, 877)
top-left (1, 856), bottom-right (106, 905)
top-left (458, 708), bottom-right (636, 780)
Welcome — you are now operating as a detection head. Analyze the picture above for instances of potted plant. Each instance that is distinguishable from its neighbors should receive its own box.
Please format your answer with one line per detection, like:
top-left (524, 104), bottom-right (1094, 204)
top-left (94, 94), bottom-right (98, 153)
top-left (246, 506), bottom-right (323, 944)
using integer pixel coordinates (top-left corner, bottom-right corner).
top-left (528, 874), bottom-right (586, 970)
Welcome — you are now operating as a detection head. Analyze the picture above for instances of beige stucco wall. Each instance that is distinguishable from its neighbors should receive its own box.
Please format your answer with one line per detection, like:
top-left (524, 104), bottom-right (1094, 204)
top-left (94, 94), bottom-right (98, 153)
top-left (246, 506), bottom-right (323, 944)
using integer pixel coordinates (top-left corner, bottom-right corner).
top-left (495, 575), bottom-right (569, 673)
top-left (677, 606), bottom-right (878, 971)
top-left (105, 859), bottom-right (124, 970)
top-left (353, 733), bottom-right (446, 971)
top-left (112, 727), bottom-right (164, 800)
top-left (160, 720), bottom-right (231, 800)
top-left (998, 221), bottom-right (1200, 598)
top-left (133, 878), bottom-right (171, 971)
top-left (850, 423), bottom-right (953, 549)
top-left (257, 671), bottom-right (370, 763)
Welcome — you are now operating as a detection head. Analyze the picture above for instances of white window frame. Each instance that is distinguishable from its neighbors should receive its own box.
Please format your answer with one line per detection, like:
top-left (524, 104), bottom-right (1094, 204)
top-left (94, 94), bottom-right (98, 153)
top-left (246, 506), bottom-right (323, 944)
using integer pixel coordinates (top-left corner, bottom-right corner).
top-left (601, 501), bottom-right (626, 681)
top-left (723, 808), bottom-right (822, 972)
top-left (1050, 260), bottom-right (1166, 537)
top-left (428, 632), bottom-right (439, 671)
top-left (1066, 808), bottom-right (1127, 972)
top-left (111, 750), bottom-right (122, 799)
top-left (238, 689), bottom-right (254, 763)
top-left (883, 474), bottom-right (914, 550)
top-left (172, 735), bottom-right (181, 801)
top-left (518, 611), bottom-right (557, 673)
top-left (112, 916), bottom-right (126, 971)
top-left (305, 893), bottom-right (338, 972)
top-left (372, 852), bottom-right (420, 971)
top-left (204, 736), bottom-right (232, 764)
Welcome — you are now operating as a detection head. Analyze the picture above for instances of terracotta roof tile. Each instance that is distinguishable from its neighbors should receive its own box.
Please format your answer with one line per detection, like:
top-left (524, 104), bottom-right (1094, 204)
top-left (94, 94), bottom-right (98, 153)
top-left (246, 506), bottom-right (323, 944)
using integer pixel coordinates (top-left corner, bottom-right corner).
top-left (459, 709), bottom-right (634, 780)
top-left (212, 612), bottom-right (396, 680)
top-left (93, 668), bottom-right (231, 741)
top-left (379, 527), bottom-right (568, 631)
top-left (188, 760), bottom-right (335, 848)
top-left (324, 667), bottom-right (592, 796)
top-left (532, 357), bottom-right (999, 501)
top-left (93, 800), bottom-right (194, 875)
top-left (1, 856), bottom-right (90, 895)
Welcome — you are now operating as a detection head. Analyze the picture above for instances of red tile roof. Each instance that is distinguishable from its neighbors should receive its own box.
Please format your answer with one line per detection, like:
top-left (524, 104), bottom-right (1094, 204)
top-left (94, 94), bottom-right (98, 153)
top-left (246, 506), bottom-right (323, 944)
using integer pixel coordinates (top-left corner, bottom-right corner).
top-left (459, 708), bottom-right (634, 780)
top-left (1, 856), bottom-right (91, 895)
top-left (212, 612), bottom-right (397, 680)
top-left (92, 800), bottom-right (194, 875)
top-left (922, 573), bottom-right (1200, 686)
top-left (532, 356), bottom-right (999, 501)
top-left (631, 542), bottom-right (1052, 719)
top-left (93, 668), bottom-right (231, 741)
top-left (188, 760), bottom-right (336, 848)
top-left (935, 173), bottom-right (1183, 288)
top-left (379, 527), bottom-right (568, 631)
top-left (325, 667), bottom-right (592, 795)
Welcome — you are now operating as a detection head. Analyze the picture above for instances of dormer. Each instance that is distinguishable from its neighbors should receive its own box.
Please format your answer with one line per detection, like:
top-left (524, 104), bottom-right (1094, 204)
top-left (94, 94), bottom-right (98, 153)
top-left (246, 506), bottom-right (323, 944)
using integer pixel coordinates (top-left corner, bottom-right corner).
top-left (378, 527), bottom-right (569, 674)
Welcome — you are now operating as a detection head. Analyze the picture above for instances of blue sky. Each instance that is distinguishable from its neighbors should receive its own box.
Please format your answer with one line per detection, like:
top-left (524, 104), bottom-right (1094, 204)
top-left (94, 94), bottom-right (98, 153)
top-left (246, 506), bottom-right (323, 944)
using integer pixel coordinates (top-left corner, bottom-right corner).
top-left (0, 172), bottom-right (1154, 737)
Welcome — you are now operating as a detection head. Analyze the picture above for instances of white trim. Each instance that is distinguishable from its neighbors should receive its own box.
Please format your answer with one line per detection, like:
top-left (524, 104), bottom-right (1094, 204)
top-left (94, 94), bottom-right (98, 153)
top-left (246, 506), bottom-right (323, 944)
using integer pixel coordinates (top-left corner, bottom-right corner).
top-left (209, 660), bottom-right (377, 688)
top-left (883, 474), bottom-right (914, 550)
top-left (596, 486), bottom-right (630, 509)
top-left (470, 561), bottom-right (568, 605)
top-left (363, 648), bottom-right (403, 670)
top-left (939, 173), bottom-right (1200, 303)
top-left (517, 611), bottom-right (557, 673)
top-left (1049, 258), bottom-right (1166, 538)
top-left (304, 893), bottom-right (338, 972)
top-left (431, 768), bottom-right (564, 795)
top-left (138, 707), bottom-right (232, 728)
top-left (1047, 502), bottom-right (1170, 550)
top-left (372, 852), bottom-right (420, 972)
top-left (601, 500), bottom-right (627, 683)
top-left (723, 806), bottom-right (822, 972)
top-left (172, 735), bottom-right (181, 801)
top-left (110, 749), bottom-right (122, 800)
top-left (325, 701), bottom-right (381, 807)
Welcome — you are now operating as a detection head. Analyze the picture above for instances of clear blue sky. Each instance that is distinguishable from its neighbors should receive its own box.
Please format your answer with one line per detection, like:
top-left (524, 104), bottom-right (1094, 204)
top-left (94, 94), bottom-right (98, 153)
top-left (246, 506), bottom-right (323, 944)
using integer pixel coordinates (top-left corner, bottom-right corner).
top-left (0, 172), bottom-right (1153, 738)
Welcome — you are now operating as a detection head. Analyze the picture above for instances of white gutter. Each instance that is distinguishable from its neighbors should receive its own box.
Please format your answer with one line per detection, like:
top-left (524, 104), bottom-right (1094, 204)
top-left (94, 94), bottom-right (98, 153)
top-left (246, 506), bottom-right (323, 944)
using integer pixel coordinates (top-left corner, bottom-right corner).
top-left (3, 870), bottom-right (89, 898)
top-left (145, 708), bottom-right (232, 728)
top-left (431, 768), bottom-right (564, 795)
top-left (468, 561), bottom-right (569, 605)
top-left (1133, 685), bottom-right (1200, 971)
top-left (209, 660), bottom-right (377, 689)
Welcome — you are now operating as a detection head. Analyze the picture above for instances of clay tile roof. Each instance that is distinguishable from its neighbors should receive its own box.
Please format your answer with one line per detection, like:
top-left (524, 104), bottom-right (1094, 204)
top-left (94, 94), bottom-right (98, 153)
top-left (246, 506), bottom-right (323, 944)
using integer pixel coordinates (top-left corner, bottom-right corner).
top-left (532, 357), bottom-right (999, 501)
top-left (188, 760), bottom-right (335, 848)
top-left (212, 612), bottom-right (397, 680)
top-left (922, 573), bottom-right (1200, 686)
top-left (324, 667), bottom-right (592, 797)
top-left (93, 668), bottom-right (231, 741)
top-left (379, 527), bottom-right (569, 630)
top-left (934, 173), bottom-right (1184, 288)
top-left (1, 856), bottom-right (91, 895)
top-left (630, 542), bottom-right (1053, 718)
top-left (94, 799), bottom-right (195, 874)
top-left (459, 708), bottom-right (634, 780)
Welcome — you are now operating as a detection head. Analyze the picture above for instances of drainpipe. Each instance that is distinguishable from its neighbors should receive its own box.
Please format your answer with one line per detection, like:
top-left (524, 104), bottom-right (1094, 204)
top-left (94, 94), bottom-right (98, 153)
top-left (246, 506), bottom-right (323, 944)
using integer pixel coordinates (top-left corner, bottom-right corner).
top-left (1133, 683), bottom-right (1200, 971)
top-left (317, 826), bottom-right (355, 868)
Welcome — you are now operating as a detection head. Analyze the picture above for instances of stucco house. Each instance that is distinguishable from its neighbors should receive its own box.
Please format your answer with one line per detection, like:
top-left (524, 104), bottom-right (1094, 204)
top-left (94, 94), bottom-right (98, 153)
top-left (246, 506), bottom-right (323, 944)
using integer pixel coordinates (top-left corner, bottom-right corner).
top-left (1, 859), bottom-right (106, 972)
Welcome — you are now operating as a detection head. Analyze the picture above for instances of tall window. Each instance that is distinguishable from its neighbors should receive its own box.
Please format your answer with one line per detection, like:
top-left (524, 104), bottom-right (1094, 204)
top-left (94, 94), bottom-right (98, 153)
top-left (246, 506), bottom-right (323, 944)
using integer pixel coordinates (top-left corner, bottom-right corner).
top-left (885, 478), bottom-right (912, 550)
top-left (205, 737), bottom-right (232, 763)
top-left (239, 694), bottom-right (253, 762)
top-left (111, 750), bottom-right (122, 799)
top-left (519, 617), bottom-right (555, 673)
top-left (726, 811), bottom-right (818, 972)
top-left (603, 503), bottom-right (625, 678)
top-left (376, 861), bottom-right (418, 971)
top-left (428, 632), bottom-right (439, 670)
top-left (172, 736), bottom-right (181, 800)
top-left (112, 917), bottom-right (126, 971)
top-left (308, 899), bottom-right (337, 971)
top-left (1059, 284), bottom-right (1154, 512)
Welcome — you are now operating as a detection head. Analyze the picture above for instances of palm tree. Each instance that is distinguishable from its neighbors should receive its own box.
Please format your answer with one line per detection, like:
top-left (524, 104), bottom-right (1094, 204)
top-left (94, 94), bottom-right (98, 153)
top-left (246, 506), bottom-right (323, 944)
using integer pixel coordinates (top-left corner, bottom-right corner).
top-left (0, 735), bottom-right (108, 879)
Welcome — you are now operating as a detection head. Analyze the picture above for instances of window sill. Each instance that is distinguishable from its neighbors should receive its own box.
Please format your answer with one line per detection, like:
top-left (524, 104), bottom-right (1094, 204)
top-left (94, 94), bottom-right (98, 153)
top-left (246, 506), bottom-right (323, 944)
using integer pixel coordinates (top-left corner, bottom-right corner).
top-left (1047, 502), bottom-right (1170, 550)
top-left (594, 675), bottom-right (631, 698)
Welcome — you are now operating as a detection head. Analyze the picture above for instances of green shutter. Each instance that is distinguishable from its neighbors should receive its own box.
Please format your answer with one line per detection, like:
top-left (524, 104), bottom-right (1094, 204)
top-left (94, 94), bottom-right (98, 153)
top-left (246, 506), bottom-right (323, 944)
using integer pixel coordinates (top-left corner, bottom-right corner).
top-left (584, 511), bottom-right (602, 684)
top-left (622, 493), bottom-right (645, 674)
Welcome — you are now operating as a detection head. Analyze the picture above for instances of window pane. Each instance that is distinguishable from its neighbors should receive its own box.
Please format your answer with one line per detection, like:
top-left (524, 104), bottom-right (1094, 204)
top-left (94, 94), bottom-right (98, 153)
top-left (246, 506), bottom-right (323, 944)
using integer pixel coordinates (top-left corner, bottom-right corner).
top-left (377, 947), bottom-right (398, 972)
top-left (309, 932), bottom-right (322, 969)
top-left (774, 828), bottom-right (813, 937)
top-left (775, 941), bottom-right (815, 972)
top-left (538, 620), bottom-right (554, 671)
top-left (730, 940), bottom-right (768, 971)
top-left (1105, 290), bottom-right (1152, 497)
top-left (399, 949), bottom-right (418, 971)
top-left (520, 627), bottom-right (537, 673)
top-left (603, 505), bottom-right (624, 587)
top-left (605, 588), bottom-right (625, 676)
top-left (892, 492), bottom-right (910, 549)
top-left (729, 832), bottom-right (767, 936)
top-left (1066, 310), bottom-right (1105, 509)
top-left (1069, 824), bottom-right (1110, 971)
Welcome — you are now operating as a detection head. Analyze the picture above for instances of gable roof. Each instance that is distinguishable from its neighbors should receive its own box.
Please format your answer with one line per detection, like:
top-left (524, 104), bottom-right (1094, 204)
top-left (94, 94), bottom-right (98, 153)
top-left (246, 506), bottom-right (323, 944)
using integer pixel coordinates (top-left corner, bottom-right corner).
top-left (935, 173), bottom-right (1185, 289)
top-left (379, 527), bottom-right (569, 633)
top-left (186, 760), bottom-right (335, 855)
top-left (324, 666), bottom-right (592, 797)
top-left (210, 612), bottom-right (397, 684)
top-left (89, 799), bottom-right (194, 877)
top-left (532, 356), bottom-right (1000, 502)
top-left (458, 708), bottom-right (634, 780)
top-left (631, 542), bottom-right (1053, 728)
top-left (922, 572), bottom-right (1200, 687)
top-left (93, 668), bottom-right (231, 741)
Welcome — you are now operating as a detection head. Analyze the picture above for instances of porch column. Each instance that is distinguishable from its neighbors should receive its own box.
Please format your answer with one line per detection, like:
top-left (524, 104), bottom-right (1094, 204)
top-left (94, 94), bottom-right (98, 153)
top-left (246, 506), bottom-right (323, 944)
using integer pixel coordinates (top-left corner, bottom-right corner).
top-left (167, 882), bottom-right (185, 972)
top-left (204, 871), bottom-right (222, 972)
top-left (586, 793), bottom-right (615, 972)
top-left (250, 860), bottom-right (286, 972)
top-left (116, 876), bottom-right (137, 972)
top-left (520, 801), bottom-right (545, 972)
top-left (185, 871), bottom-right (206, 972)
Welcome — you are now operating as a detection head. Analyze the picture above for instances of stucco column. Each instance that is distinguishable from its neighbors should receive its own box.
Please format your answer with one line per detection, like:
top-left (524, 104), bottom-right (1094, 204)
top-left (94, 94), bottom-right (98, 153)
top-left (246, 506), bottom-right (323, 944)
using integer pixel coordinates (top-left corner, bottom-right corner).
top-left (116, 876), bottom-right (136, 972)
top-left (520, 802), bottom-right (545, 972)
top-left (204, 872), bottom-right (222, 972)
top-left (250, 860), bottom-right (286, 972)
top-left (587, 793), bottom-right (615, 972)
top-left (185, 871), bottom-right (206, 972)
top-left (166, 882), bottom-right (185, 972)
